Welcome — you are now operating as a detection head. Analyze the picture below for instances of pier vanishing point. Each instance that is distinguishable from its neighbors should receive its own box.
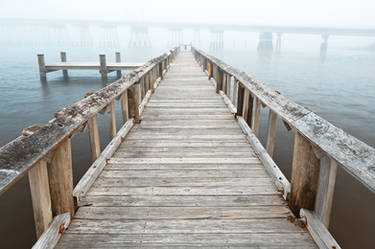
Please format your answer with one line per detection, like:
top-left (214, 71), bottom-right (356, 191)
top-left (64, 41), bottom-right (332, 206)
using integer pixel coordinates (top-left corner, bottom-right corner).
top-left (0, 46), bottom-right (374, 248)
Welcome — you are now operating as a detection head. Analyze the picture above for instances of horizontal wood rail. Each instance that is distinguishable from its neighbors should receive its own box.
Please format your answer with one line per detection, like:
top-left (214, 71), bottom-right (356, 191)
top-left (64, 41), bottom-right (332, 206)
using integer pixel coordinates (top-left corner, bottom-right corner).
top-left (0, 47), bottom-right (179, 238)
top-left (192, 46), bottom-right (374, 245)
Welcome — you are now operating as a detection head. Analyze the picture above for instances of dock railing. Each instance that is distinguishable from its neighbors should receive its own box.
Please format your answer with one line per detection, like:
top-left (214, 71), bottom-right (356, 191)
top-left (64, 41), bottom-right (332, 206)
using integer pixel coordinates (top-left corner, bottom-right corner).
top-left (192, 46), bottom-right (375, 245)
top-left (0, 47), bottom-right (179, 240)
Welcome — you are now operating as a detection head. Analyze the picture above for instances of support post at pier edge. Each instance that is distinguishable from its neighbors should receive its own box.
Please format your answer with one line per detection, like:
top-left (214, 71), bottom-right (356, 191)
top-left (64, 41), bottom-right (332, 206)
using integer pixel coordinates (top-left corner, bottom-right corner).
top-left (37, 54), bottom-right (46, 81)
top-left (99, 54), bottom-right (107, 81)
top-left (115, 52), bottom-right (121, 78)
top-left (47, 138), bottom-right (75, 217)
top-left (60, 52), bottom-right (68, 79)
top-left (290, 132), bottom-right (320, 215)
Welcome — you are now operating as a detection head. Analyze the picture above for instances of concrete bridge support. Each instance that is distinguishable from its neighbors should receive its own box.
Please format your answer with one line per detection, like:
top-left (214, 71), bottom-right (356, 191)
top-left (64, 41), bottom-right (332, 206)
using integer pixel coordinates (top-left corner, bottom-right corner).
top-left (169, 28), bottom-right (183, 48)
top-left (128, 26), bottom-right (151, 48)
top-left (320, 33), bottom-right (329, 63)
top-left (209, 30), bottom-right (224, 52)
top-left (275, 32), bottom-right (282, 53)
top-left (257, 32), bottom-right (273, 52)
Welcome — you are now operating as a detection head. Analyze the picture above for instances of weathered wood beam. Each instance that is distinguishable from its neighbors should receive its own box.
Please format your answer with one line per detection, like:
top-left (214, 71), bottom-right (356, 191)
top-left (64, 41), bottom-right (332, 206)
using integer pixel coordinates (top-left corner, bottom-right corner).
top-left (290, 132), bottom-right (320, 215)
top-left (128, 82), bottom-right (141, 123)
top-left (37, 54), bottom-right (46, 81)
top-left (99, 54), bottom-right (107, 81)
top-left (28, 160), bottom-right (53, 238)
top-left (266, 110), bottom-right (277, 157)
top-left (300, 209), bottom-right (342, 249)
top-left (108, 101), bottom-right (117, 140)
top-left (31, 213), bottom-right (70, 249)
top-left (47, 138), bottom-right (74, 216)
top-left (88, 115), bottom-right (101, 162)
top-left (252, 98), bottom-right (261, 136)
top-left (315, 156), bottom-right (337, 227)
top-left (121, 91), bottom-right (129, 124)
top-left (232, 78), bottom-right (238, 106)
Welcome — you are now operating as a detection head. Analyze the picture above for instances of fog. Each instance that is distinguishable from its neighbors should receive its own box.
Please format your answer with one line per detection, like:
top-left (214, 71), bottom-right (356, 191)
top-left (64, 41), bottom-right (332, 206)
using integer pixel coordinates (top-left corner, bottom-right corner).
top-left (1, 0), bottom-right (375, 27)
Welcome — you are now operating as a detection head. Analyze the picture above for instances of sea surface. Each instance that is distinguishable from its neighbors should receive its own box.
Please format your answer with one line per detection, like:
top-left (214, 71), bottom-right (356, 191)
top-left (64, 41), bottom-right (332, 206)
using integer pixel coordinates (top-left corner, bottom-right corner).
top-left (0, 26), bottom-right (374, 249)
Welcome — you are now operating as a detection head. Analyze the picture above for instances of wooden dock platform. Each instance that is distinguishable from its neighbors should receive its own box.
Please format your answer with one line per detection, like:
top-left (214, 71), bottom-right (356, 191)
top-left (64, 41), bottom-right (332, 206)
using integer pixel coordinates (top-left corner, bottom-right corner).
top-left (37, 52), bottom-right (143, 81)
top-left (1, 46), bottom-right (374, 248)
top-left (55, 52), bottom-right (317, 248)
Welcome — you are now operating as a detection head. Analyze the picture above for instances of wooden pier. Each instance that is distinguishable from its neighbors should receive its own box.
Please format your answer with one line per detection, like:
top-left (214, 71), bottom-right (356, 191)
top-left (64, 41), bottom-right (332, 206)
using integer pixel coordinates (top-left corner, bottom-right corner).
top-left (37, 52), bottom-right (143, 81)
top-left (0, 46), bottom-right (374, 248)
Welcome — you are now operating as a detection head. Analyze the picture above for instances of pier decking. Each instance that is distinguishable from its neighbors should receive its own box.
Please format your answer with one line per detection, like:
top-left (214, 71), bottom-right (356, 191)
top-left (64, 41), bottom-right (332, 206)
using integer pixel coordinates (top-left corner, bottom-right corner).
top-left (1, 46), bottom-right (374, 249)
top-left (55, 52), bottom-right (317, 248)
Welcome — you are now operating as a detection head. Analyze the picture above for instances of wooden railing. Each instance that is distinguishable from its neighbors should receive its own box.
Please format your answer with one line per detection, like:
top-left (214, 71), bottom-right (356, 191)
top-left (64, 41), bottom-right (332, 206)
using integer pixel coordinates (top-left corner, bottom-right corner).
top-left (0, 47), bottom-right (179, 239)
top-left (192, 46), bottom-right (375, 246)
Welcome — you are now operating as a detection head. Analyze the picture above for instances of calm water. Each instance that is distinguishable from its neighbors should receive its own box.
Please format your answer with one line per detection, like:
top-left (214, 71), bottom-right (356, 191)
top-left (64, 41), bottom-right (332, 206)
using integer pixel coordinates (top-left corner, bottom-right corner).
top-left (0, 26), bottom-right (374, 248)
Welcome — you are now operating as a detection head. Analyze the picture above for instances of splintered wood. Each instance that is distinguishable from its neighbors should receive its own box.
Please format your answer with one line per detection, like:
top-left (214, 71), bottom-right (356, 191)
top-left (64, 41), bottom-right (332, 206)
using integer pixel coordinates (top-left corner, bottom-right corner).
top-left (56, 52), bottom-right (317, 248)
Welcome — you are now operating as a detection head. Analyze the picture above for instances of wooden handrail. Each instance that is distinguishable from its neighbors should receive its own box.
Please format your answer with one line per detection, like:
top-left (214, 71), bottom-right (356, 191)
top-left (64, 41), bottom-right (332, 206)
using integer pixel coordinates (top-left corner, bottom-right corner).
top-left (192, 47), bottom-right (375, 194)
top-left (0, 47), bottom-right (179, 197)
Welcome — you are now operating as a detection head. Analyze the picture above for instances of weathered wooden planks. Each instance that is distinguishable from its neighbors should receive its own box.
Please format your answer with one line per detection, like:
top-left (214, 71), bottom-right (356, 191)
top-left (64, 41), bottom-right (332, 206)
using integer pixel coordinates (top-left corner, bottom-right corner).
top-left (54, 52), bottom-right (317, 249)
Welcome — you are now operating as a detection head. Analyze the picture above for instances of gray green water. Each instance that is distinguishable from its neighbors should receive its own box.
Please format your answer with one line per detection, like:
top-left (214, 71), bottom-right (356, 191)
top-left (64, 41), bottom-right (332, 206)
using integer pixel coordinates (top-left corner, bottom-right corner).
top-left (0, 27), bottom-right (374, 248)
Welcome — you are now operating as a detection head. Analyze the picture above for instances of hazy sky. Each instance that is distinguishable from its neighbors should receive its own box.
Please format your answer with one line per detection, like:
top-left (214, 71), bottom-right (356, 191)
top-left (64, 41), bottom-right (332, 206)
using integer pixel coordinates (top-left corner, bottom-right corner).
top-left (1, 0), bottom-right (375, 28)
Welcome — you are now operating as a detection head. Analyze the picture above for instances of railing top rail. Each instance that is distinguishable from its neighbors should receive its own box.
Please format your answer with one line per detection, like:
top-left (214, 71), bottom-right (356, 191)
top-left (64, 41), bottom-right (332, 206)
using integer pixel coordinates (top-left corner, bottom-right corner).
top-left (193, 47), bottom-right (375, 193)
top-left (0, 48), bottom-right (177, 195)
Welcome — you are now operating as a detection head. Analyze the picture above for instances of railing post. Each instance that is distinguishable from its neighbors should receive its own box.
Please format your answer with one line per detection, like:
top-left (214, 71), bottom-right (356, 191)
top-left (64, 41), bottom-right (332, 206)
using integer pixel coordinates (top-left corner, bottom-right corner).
top-left (266, 109), bottom-right (277, 157)
top-left (121, 91), bottom-right (129, 124)
top-left (315, 156), bottom-right (337, 227)
top-left (252, 98), bottom-right (261, 136)
top-left (99, 54), bottom-right (107, 81)
top-left (216, 67), bottom-right (223, 94)
top-left (290, 132), bottom-right (320, 215)
top-left (28, 160), bottom-right (53, 238)
top-left (88, 114), bottom-right (101, 162)
top-left (236, 84), bottom-right (244, 117)
top-left (226, 75), bottom-right (231, 97)
top-left (47, 138), bottom-right (75, 217)
top-left (128, 82), bottom-right (141, 123)
top-left (150, 69), bottom-right (155, 93)
top-left (60, 52), bottom-right (68, 79)
top-left (232, 78), bottom-right (238, 106)
top-left (37, 54), bottom-right (47, 81)
top-left (115, 52), bottom-right (121, 78)
top-left (159, 62), bottom-right (163, 80)
top-left (108, 100), bottom-right (117, 140)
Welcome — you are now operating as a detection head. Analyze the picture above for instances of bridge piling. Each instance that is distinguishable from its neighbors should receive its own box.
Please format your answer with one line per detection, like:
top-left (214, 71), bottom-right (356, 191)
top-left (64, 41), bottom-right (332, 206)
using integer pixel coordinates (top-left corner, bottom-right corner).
top-left (37, 54), bottom-right (47, 81)
top-left (115, 52), bottom-right (121, 78)
top-left (99, 54), bottom-right (107, 81)
top-left (60, 52), bottom-right (68, 79)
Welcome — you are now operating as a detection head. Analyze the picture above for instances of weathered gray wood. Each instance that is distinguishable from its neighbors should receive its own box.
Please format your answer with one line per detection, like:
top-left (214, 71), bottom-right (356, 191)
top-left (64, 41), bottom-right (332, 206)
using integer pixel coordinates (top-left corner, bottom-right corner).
top-left (37, 54), bottom-right (46, 80)
top-left (193, 47), bottom-right (375, 193)
top-left (315, 157), bottom-right (337, 227)
top-left (238, 117), bottom-right (290, 200)
top-left (32, 213), bottom-right (70, 249)
top-left (87, 115), bottom-right (101, 162)
top-left (252, 97), bottom-right (261, 136)
top-left (73, 120), bottom-right (134, 200)
top-left (99, 54), bottom-right (107, 81)
top-left (28, 160), bottom-right (53, 238)
top-left (115, 52), bottom-right (121, 78)
top-left (129, 83), bottom-right (141, 123)
top-left (121, 91), bottom-right (129, 124)
top-left (45, 62), bottom-right (142, 71)
top-left (47, 138), bottom-right (74, 216)
top-left (232, 78), bottom-right (238, 105)
top-left (107, 101), bottom-right (117, 139)
top-left (290, 132), bottom-right (320, 214)
top-left (266, 109), bottom-right (277, 157)
top-left (0, 49), bottom-right (176, 196)
top-left (219, 91), bottom-right (237, 114)
top-left (300, 209), bottom-right (341, 249)
top-left (60, 52), bottom-right (68, 78)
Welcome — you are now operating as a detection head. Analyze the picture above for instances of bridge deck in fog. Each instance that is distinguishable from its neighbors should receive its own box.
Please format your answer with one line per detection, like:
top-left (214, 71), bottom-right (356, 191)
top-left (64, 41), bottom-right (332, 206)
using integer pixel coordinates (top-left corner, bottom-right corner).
top-left (54, 52), bottom-right (318, 248)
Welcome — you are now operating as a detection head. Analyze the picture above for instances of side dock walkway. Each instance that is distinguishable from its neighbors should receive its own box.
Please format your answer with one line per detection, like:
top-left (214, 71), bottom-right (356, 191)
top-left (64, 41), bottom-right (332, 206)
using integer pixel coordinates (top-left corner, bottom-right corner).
top-left (56, 52), bottom-right (317, 248)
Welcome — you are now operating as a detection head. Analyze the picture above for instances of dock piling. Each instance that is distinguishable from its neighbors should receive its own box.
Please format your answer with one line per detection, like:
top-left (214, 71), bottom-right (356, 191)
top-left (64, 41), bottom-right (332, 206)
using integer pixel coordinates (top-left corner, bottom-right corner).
top-left (99, 54), bottom-right (107, 81)
top-left (115, 52), bottom-right (121, 78)
top-left (60, 52), bottom-right (68, 79)
top-left (37, 54), bottom-right (46, 81)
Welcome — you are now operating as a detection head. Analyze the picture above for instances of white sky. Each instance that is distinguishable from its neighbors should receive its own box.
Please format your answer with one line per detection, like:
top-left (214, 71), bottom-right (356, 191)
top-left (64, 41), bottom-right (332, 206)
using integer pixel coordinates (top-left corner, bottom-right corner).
top-left (1, 0), bottom-right (374, 28)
